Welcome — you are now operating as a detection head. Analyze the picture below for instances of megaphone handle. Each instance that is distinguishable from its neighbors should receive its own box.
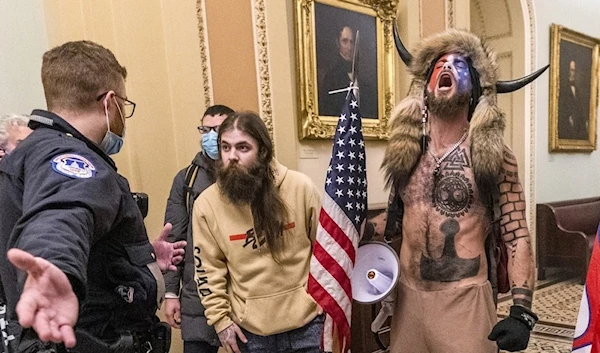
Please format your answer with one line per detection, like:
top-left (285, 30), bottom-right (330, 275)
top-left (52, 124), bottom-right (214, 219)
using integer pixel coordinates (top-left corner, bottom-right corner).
top-left (370, 305), bottom-right (392, 333)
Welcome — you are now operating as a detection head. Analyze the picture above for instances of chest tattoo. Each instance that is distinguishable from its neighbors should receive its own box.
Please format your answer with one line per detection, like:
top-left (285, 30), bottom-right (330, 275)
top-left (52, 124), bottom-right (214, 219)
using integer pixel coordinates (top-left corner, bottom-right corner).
top-left (432, 171), bottom-right (473, 217)
top-left (420, 219), bottom-right (480, 282)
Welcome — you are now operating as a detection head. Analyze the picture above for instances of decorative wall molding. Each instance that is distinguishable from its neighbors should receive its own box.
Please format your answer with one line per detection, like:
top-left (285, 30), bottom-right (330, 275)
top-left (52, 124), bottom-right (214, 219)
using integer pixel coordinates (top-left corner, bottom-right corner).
top-left (251, 0), bottom-right (274, 139)
top-left (195, 0), bottom-right (213, 108)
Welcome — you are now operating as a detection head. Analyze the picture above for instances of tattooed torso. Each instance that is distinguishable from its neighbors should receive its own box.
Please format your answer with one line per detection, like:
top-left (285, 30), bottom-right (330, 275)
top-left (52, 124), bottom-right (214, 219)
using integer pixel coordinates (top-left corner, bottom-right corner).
top-left (400, 139), bottom-right (491, 290)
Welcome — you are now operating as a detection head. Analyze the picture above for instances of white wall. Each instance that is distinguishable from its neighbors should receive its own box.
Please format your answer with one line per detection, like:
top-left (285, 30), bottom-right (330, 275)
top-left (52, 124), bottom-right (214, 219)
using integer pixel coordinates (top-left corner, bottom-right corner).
top-left (533, 0), bottom-right (600, 203)
top-left (0, 0), bottom-right (48, 114)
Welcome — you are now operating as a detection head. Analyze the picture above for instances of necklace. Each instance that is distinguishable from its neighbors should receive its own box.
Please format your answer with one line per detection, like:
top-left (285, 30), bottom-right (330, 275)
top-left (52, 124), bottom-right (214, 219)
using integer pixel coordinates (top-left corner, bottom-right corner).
top-left (427, 131), bottom-right (468, 177)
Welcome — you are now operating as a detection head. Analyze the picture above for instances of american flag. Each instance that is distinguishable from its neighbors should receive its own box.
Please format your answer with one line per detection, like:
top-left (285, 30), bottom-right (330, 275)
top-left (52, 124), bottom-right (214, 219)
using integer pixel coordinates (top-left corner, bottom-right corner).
top-left (573, 224), bottom-right (600, 353)
top-left (308, 89), bottom-right (367, 353)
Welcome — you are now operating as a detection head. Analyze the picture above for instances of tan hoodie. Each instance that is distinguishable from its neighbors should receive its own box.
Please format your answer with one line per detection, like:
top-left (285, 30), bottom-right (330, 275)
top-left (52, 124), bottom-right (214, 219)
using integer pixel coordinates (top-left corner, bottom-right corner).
top-left (192, 161), bottom-right (322, 335)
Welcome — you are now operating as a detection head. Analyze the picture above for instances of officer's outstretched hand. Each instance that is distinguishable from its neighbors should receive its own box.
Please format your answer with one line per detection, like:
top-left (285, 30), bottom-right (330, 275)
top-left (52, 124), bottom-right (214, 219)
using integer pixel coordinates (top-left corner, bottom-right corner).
top-left (7, 248), bottom-right (79, 348)
top-left (218, 323), bottom-right (247, 353)
top-left (153, 223), bottom-right (186, 273)
top-left (488, 305), bottom-right (538, 351)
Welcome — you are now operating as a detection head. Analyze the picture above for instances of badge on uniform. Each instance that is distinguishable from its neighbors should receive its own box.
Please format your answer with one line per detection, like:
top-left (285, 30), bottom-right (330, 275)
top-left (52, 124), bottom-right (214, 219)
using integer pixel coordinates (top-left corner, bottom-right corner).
top-left (51, 154), bottom-right (96, 179)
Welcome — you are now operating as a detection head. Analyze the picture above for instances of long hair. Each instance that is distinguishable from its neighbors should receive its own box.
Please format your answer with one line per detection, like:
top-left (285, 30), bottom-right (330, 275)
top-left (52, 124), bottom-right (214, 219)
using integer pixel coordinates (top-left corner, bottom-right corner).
top-left (218, 111), bottom-right (289, 259)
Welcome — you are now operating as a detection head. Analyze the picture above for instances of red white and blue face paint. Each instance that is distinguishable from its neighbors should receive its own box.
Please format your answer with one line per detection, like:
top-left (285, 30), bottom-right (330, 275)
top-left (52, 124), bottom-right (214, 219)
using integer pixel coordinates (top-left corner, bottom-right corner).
top-left (427, 53), bottom-right (472, 96)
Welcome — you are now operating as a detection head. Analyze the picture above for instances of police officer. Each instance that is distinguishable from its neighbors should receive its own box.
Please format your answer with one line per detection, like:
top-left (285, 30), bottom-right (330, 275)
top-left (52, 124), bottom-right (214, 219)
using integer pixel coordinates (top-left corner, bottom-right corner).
top-left (0, 40), bottom-right (185, 353)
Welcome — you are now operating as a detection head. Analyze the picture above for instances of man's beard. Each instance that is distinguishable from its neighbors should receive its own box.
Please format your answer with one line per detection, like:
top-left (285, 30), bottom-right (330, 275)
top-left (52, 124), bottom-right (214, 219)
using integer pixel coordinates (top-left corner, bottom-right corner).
top-left (427, 90), bottom-right (471, 119)
top-left (217, 161), bottom-right (268, 205)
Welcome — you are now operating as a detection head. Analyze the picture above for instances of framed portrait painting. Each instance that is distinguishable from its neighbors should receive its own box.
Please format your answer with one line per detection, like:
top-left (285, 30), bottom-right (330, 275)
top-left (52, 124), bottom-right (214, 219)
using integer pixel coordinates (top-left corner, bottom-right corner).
top-left (294, 0), bottom-right (397, 140)
top-left (549, 24), bottom-right (600, 152)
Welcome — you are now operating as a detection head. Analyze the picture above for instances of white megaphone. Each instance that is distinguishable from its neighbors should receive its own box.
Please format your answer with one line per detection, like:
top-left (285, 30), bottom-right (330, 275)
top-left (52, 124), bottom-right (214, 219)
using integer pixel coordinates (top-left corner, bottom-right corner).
top-left (351, 241), bottom-right (400, 334)
top-left (352, 241), bottom-right (399, 304)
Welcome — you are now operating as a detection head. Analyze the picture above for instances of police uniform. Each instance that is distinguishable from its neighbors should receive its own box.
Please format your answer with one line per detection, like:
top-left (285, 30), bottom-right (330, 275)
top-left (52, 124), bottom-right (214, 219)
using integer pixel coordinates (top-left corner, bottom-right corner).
top-left (0, 110), bottom-right (165, 352)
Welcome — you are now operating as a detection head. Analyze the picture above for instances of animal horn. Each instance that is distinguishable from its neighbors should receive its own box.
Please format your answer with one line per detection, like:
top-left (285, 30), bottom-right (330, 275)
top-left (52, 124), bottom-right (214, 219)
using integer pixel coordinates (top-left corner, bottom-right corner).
top-left (496, 65), bottom-right (549, 93)
top-left (393, 21), bottom-right (412, 66)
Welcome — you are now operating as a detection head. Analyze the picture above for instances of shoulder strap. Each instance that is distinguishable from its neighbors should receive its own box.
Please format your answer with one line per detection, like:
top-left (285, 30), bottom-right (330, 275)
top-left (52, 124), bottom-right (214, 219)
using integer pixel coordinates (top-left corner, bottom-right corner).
top-left (183, 161), bottom-right (200, 213)
top-left (383, 186), bottom-right (404, 244)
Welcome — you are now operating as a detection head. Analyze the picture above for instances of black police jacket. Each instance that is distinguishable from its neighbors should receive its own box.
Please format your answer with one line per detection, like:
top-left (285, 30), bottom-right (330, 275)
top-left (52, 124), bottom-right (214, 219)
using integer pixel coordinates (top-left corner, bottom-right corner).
top-left (0, 110), bottom-right (160, 349)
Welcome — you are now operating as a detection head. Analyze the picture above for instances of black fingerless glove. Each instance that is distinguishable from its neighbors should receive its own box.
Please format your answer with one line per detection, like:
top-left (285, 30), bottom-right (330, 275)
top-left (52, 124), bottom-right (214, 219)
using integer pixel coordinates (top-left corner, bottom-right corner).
top-left (488, 305), bottom-right (538, 352)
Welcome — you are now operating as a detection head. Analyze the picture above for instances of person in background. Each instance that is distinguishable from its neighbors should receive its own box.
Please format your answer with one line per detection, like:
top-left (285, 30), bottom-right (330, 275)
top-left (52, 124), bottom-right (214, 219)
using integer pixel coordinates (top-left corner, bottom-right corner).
top-left (0, 40), bottom-right (185, 353)
top-left (0, 113), bottom-right (32, 353)
top-left (163, 104), bottom-right (234, 353)
top-left (192, 111), bottom-right (323, 353)
top-left (0, 114), bottom-right (32, 162)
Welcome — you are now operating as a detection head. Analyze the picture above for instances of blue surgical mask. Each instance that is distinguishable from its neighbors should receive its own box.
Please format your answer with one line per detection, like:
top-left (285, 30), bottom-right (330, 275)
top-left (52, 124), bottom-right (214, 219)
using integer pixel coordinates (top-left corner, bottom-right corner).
top-left (201, 130), bottom-right (219, 160)
top-left (100, 130), bottom-right (124, 155)
top-left (100, 98), bottom-right (125, 155)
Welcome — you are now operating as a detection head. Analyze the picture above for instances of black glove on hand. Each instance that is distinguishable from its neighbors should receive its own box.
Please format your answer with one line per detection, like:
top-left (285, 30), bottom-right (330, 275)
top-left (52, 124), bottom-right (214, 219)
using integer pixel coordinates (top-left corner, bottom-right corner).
top-left (488, 305), bottom-right (538, 352)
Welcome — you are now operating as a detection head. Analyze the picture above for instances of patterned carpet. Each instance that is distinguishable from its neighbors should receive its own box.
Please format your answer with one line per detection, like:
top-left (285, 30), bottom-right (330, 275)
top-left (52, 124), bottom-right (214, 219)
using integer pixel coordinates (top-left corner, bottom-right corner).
top-left (496, 274), bottom-right (583, 353)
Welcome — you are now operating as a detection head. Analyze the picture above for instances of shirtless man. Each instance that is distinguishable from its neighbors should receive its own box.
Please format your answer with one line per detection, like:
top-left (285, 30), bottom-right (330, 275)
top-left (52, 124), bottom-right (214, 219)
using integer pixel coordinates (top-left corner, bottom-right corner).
top-left (380, 28), bottom-right (546, 352)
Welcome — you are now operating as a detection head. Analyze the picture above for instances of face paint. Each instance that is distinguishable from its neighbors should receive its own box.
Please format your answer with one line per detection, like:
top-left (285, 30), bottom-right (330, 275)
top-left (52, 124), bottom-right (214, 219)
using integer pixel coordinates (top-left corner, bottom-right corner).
top-left (427, 53), bottom-right (472, 96)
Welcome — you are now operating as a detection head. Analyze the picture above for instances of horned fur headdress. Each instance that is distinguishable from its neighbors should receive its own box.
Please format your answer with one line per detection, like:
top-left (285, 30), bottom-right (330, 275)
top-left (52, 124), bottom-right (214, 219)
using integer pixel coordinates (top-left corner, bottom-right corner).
top-left (382, 26), bottom-right (547, 192)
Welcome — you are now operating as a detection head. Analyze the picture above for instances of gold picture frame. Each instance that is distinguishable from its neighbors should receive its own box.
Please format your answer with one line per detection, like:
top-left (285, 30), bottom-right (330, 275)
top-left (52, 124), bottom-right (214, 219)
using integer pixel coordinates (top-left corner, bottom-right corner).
top-left (294, 0), bottom-right (397, 140)
top-left (549, 24), bottom-right (600, 152)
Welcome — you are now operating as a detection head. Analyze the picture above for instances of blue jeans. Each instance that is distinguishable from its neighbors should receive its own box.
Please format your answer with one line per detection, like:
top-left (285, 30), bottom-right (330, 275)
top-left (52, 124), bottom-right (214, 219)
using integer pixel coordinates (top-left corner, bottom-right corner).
top-left (239, 315), bottom-right (324, 353)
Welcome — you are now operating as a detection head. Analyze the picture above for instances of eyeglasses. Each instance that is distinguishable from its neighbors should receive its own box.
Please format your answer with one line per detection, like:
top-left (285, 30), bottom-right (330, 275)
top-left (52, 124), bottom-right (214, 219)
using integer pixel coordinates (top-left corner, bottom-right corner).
top-left (96, 92), bottom-right (136, 118)
top-left (197, 125), bottom-right (220, 134)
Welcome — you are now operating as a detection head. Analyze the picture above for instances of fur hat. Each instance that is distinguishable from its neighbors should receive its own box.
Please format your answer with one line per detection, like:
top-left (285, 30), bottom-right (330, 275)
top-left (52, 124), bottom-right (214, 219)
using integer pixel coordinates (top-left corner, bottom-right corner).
top-left (382, 29), bottom-right (506, 193)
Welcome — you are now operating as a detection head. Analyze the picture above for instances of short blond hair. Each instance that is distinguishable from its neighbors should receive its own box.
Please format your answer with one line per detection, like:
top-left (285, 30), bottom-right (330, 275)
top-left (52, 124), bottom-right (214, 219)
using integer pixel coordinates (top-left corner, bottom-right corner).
top-left (41, 40), bottom-right (127, 112)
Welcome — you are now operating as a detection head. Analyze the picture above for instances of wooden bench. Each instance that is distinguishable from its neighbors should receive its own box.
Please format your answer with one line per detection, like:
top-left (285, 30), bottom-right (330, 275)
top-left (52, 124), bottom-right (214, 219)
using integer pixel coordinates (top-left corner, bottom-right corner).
top-left (536, 196), bottom-right (600, 283)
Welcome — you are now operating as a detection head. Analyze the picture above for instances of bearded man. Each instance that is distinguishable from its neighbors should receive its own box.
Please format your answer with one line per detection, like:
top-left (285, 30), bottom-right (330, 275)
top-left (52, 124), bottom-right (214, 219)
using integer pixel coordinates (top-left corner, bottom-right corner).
top-left (378, 28), bottom-right (547, 353)
top-left (192, 111), bottom-right (324, 353)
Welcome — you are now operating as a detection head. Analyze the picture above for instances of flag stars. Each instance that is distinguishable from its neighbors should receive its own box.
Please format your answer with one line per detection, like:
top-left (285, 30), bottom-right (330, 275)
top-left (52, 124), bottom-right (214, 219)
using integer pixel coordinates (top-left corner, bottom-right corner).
top-left (335, 189), bottom-right (344, 198)
top-left (349, 126), bottom-right (357, 134)
top-left (355, 215), bottom-right (361, 223)
top-left (348, 151), bottom-right (356, 160)
top-left (359, 140), bottom-right (365, 148)
top-left (350, 113), bottom-right (358, 121)
top-left (347, 189), bottom-right (354, 197)
top-left (327, 165), bottom-right (332, 173)
top-left (325, 178), bottom-right (332, 186)
top-left (339, 114), bottom-right (347, 122)
top-left (336, 138), bottom-right (345, 147)
top-left (358, 152), bottom-right (364, 160)
top-left (350, 100), bottom-right (358, 108)
top-left (336, 176), bottom-right (344, 185)
top-left (345, 202), bottom-right (353, 210)
top-left (348, 164), bottom-right (356, 172)
top-left (349, 139), bottom-right (356, 147)
top-left (362, 190), bottom-right (367, 198)
top-left (347, 177), bottom-right (355, 185)
top-left (335, 164), bottom-right (344, 172)
top-left (337, 125), bottom-right (346, 134)
top-left (336, 151), bottom-right (345, 159)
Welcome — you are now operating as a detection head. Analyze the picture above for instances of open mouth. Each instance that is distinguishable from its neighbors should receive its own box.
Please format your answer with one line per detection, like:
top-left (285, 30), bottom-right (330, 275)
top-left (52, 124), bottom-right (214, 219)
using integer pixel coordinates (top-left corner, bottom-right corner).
top-left (438, 73), bottom-right (453, 89)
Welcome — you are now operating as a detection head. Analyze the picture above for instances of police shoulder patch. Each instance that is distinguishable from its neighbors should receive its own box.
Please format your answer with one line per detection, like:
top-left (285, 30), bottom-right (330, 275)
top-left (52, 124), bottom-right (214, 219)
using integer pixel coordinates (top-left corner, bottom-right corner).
top-left (51, 154), bottom-right (97, 179)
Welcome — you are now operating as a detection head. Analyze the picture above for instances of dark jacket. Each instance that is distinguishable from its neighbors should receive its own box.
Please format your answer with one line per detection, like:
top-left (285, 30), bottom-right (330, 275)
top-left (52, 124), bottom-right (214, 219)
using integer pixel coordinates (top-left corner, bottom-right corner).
top-left (164, 152), bottom-right (218, 345)
top-left (0, 110), bottom-right (160, 351)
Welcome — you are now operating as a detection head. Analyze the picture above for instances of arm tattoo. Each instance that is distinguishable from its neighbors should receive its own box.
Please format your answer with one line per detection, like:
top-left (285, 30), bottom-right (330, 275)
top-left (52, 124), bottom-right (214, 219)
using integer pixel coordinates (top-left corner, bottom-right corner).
top-left (498, 150), bottom-right (529, 257)
top-left (511, 286), bottom-right (533, 309)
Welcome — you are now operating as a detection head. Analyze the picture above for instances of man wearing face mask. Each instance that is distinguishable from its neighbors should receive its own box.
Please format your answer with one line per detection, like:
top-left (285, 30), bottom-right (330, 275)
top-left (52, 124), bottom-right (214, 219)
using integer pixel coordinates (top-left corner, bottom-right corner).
top-left (163, 104), bottom-right (233, 353)
top-left (0, 40), bottom-right (187, 353)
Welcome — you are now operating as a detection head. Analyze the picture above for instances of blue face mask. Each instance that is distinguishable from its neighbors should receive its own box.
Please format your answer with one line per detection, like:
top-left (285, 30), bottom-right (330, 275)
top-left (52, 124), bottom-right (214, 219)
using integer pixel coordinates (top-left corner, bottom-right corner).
top-left (100, 130), bottom-right (124, 155)
top-left (100, 98), bottom-right (125, 155)
top-left (201, 130), bottom-right (219, 160)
